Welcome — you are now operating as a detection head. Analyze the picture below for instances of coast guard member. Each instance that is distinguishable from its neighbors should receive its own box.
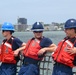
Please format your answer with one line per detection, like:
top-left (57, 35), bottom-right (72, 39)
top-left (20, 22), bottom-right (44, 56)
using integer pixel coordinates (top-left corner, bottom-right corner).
top-left (52, 19), bottom-right (76, 75)
top-left (0, 22), bottom-right (25, 75)
top-left (18, 22), bottom-right (56, 75)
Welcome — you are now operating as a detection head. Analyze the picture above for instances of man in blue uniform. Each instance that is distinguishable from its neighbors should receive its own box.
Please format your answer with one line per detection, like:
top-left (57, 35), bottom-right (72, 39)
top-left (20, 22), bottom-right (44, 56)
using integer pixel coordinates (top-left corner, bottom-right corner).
top-left (0, 22), bottom-right (25, 75)
top-left (52, 19), bottom-right (76, 75)
top-left (18, 22), bottom-right (56, 75)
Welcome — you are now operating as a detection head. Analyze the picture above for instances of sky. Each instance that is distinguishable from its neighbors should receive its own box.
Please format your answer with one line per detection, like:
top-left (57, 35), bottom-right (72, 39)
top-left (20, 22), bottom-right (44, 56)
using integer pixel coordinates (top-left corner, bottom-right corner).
top-left (0, 0), bottom-right (76, 25)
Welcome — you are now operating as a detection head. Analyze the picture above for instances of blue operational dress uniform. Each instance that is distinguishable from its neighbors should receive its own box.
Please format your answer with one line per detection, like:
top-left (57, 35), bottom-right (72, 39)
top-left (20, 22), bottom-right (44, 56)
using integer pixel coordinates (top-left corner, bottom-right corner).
top-left (52, 37), bottom-right (76, 75)
top-left (52, 19), bottom-right (76, 75)
top-left (18, 37), bottom-right (53, 75)
top-left (0, 37), bottom-right (23, 75)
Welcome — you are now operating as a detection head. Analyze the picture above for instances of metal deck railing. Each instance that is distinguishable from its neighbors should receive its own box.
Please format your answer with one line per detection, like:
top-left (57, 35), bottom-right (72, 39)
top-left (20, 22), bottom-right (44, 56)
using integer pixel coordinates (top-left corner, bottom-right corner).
top-left (17, 53), bottom-right (76, 75)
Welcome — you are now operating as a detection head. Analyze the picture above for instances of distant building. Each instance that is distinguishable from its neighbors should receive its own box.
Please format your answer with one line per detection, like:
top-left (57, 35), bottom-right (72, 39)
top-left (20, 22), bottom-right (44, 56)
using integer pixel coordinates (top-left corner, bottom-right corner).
top-left (26, 25), bottom-right (32, 31)
top-left (44, 24), bottom-right (50, 31)
top-left (50, 23), bottom-right (58, 31)
top-left (17, 18), bottom-right (28, 31)
top-left (18, 18), bottom-right (27, 24)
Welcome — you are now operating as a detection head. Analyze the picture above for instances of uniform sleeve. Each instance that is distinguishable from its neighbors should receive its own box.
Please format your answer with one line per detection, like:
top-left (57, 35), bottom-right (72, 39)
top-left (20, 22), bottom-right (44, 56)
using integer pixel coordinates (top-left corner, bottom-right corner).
top-left (12, 38), bottom-right (23, 50)
top-left (73, 42), bottom-right (76, 66)
top-left (74, 43), bottom-right (76, 47)
top-left (40, 37), bottom-right (53, 48)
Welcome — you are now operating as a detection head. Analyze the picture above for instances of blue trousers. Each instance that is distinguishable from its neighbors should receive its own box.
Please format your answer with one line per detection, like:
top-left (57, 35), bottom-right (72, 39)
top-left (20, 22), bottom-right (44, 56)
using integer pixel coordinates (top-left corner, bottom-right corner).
top-left (0, 63), bottom-right (17, 75)
top-left (52, 63), bottom-right (73, 75)
top-left (18, 64), bottom-right (39, 75)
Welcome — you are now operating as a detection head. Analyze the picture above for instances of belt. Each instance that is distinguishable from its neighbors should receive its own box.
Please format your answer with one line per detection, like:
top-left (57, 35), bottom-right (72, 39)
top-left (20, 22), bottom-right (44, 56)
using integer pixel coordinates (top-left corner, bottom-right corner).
top-left (54, 62), bottom-right (71, 68)
top-left (54, 62), bottom-right (63, 66)
top-left (23, 61), bottom-right (40, 65)
top-left (23, 57), bottom-right (40, 65)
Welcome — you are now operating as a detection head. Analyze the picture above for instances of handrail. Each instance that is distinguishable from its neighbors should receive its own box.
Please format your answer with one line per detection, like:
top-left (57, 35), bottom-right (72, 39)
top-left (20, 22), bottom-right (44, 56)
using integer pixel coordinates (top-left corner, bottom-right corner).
top-left (17, 53), bottom-right (76, 75)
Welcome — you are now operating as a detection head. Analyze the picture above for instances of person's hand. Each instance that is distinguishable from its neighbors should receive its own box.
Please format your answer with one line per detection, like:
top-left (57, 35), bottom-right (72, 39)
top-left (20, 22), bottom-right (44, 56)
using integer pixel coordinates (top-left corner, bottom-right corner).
top-left (14, 49), bottom-right (20, 57)
top-left (37, 48), bottom-right (46, 56)
top-left (66, 47), bottom-right (76, 55)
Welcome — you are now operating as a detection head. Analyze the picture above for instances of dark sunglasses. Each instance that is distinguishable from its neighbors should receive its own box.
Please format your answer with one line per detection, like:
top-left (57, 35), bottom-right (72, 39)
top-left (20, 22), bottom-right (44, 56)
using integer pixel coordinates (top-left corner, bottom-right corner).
top-left (65, 28), bottom-right (73, 30)
top-left (2, 30), bottom-right (6, 32)
top-left (34, 31), bottom-right (43, 33)
top-left (2, 30), bottom-right (9, 32)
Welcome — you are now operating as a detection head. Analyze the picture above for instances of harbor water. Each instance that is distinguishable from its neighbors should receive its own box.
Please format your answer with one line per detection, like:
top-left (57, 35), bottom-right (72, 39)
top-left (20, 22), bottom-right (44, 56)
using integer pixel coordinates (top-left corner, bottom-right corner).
top-left (0, 31), bottom-right (65, 44)
top-left (0, 31), bottom-right (76, 75)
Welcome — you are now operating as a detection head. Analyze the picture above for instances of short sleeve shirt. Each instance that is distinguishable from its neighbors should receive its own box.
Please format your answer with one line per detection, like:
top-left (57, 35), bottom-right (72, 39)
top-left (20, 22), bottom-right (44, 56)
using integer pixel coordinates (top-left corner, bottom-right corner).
top-left (40, 37), bottom-right (53, 48)
top-left (12, 38), bottom-right (23, 50)
top-left (3, 36), bottom-right (23, 51)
